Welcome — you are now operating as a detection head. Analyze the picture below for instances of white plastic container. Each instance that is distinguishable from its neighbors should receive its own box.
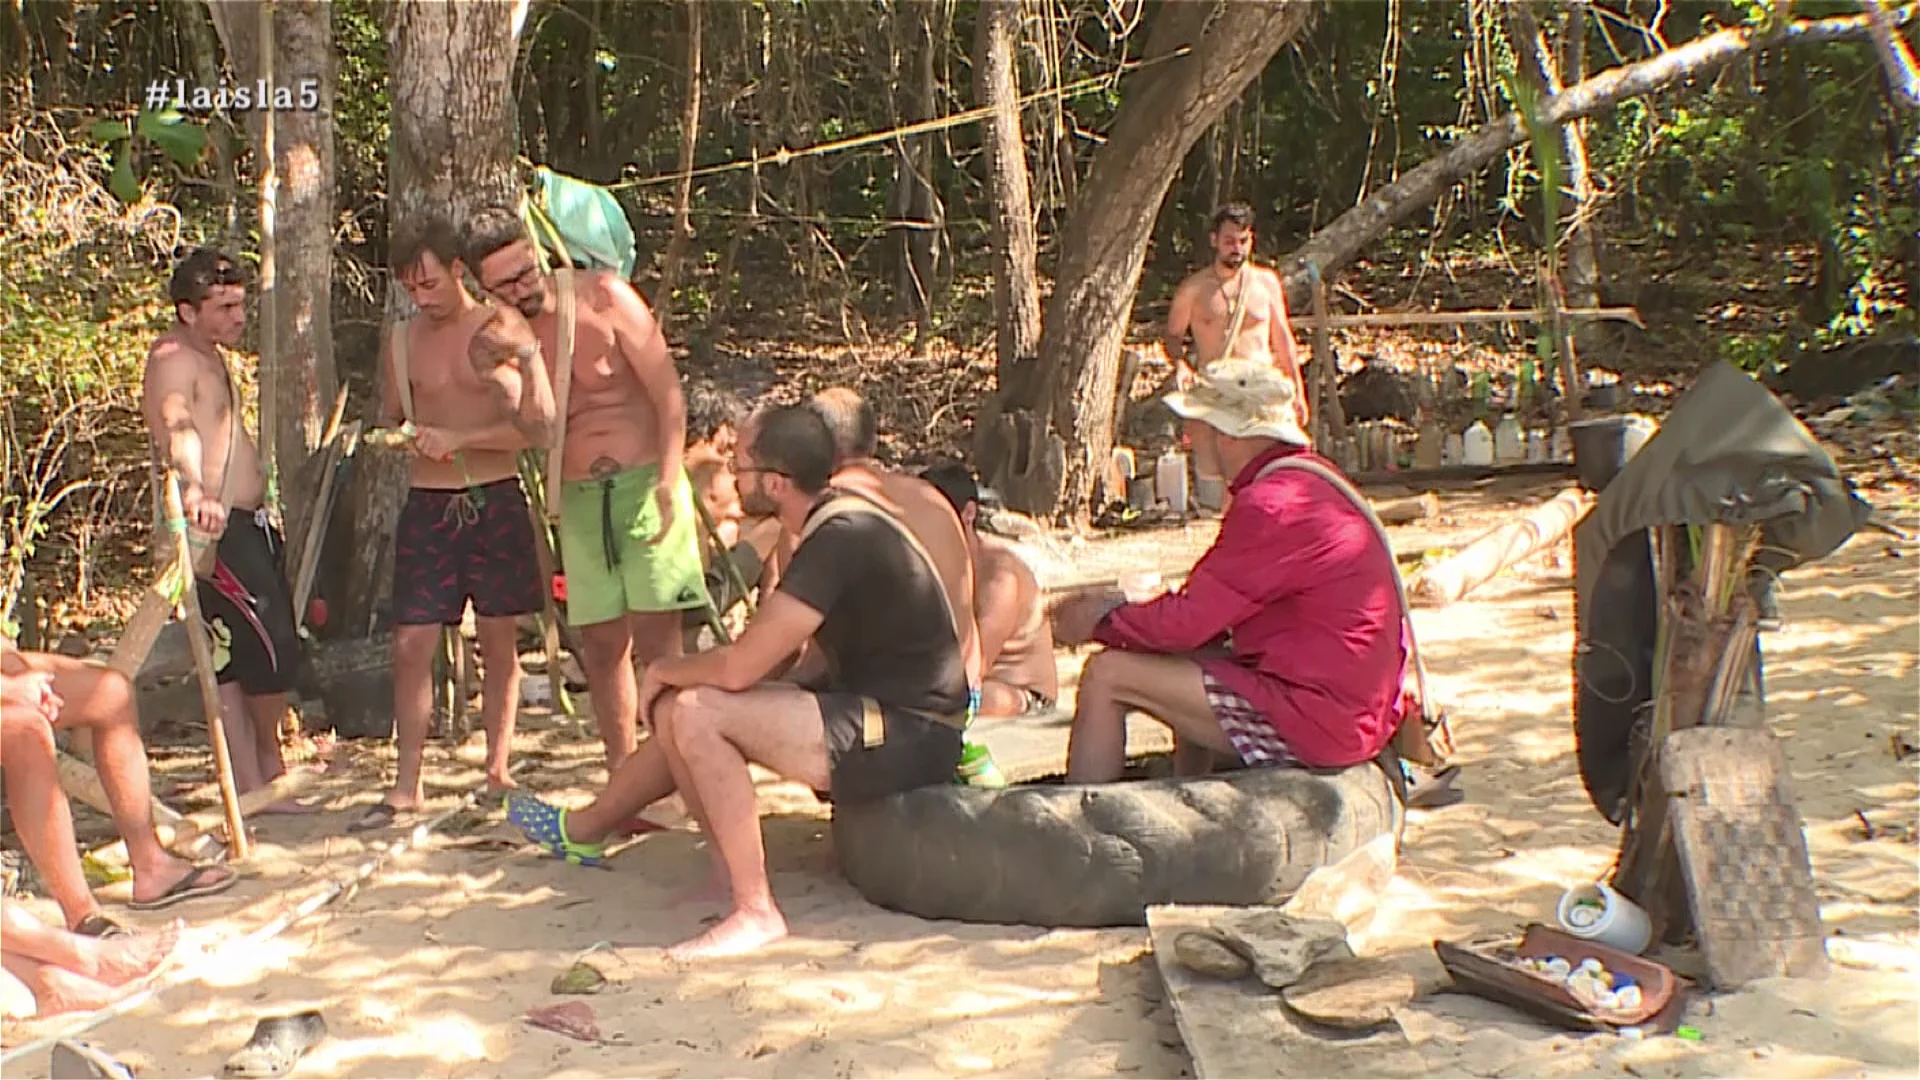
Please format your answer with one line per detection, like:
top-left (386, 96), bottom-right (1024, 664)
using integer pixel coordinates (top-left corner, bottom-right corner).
top-left (1525, 429), bottom-right (1547, 464)
top-left (1494, 413), bottom-right (1526, 463)
top-left (1622, 415), bottom-right (1656, 459)
top-left (1557, 881), bottom-right (1654, 955)
top-left (1462, 421), bottom-right (1495, 466)
top-left (1111, 446), bottom-right (1137, 480)
top-left (1154, 449), bottom-right (1189, 515)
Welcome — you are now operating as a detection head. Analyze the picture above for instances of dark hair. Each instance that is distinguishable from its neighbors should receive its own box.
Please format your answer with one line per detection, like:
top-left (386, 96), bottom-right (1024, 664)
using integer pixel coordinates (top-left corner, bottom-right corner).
top-left (749, 405), bottom-right (836, 495)
top-left (1211, 202), bottom-right (1255, 233)
top-left (392, 214), bottom-right (464, 280)
top-left (168, 248), bottom-right (245, 310)
top-left (461, 206), bottom-right (531, 271)
top-left (920, 462), bottom-right (979, 517)
top-left (686, 379), bottom-right (745, 446)
top-left (808, 387), bottom-right (878, 465)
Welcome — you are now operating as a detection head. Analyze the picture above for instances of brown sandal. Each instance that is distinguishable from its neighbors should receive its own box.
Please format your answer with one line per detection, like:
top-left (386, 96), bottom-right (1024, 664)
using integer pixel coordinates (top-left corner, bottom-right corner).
top-left (70, 912), bottom-right (132, 938)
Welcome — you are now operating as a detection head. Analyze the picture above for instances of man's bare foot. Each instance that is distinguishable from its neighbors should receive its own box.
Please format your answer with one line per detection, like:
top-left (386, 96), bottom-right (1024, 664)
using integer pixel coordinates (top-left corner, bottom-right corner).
top-left (84, 921), bottom-right (180, 985)
top-left (253, 798), bottom-right (319, 816)
top-left (484, 773), bottom-right (519, 795)
top-left (32, 967), bottom-right (141, 1016)
top-left (665, 905), bottom-right (788, 960)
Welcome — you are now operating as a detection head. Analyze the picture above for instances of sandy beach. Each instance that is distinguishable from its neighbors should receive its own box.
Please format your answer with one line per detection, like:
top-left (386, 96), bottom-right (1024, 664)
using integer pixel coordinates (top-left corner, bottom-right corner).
top-left (3, 482), bottom-right (1914, 1078)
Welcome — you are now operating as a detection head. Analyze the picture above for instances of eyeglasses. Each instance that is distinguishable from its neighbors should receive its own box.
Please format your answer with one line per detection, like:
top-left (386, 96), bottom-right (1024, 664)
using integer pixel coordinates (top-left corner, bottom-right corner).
top-left (735, 467), bottom-right (790, 479)
top-left (482, 262), bottom-right (541, 294)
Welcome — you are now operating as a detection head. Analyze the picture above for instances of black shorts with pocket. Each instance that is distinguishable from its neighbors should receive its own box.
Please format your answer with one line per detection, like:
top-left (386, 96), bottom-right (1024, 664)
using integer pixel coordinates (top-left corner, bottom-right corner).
top-left (813, 692), bottom-right (964, 804)
top-left (197, 509), bottom-right (304, 696)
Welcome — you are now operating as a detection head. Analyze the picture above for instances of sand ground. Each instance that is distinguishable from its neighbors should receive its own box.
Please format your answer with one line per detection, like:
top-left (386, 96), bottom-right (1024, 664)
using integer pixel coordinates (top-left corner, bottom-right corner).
top-left (3, 482), bottom-right (1915, 1078)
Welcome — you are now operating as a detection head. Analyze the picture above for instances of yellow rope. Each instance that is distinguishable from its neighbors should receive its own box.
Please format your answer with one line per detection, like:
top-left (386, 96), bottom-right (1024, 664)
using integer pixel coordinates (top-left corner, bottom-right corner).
top-left (600, 47), bottom-right (1190, 191)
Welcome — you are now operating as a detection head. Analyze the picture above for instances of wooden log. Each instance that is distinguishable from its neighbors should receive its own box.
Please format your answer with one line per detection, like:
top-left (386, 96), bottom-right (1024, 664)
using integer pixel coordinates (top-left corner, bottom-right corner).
top-left (1409, 487), bottom-right (1590, 607)
top-left (162, 473), bottom-right (250, 860)
top-left (1311, 305), bottom-right (1644, 330)
top-left (76, 760), bottom-right (317, 864)
top-left (1375, 492), bottom-right (1440, 526)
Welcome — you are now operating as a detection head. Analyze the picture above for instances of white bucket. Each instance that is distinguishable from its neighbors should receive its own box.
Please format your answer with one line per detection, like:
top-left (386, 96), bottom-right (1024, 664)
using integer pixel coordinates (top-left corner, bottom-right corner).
top-left (1557, 881), bottom-right (1653, 955)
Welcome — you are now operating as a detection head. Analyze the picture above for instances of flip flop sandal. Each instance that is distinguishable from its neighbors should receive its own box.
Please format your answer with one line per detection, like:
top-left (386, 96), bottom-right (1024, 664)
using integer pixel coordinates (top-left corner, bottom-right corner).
top-left (1405, 764), bottom-right (1465, 810)
top-left (127, 863), bottom-right (238, 911)
top-left (50, 1039), bottom-right (134, 1079)
top-left (222, 1011), bottom-right (328, 1078)
top-left (504, 792), bottom-right (606, 867)
top-left (345, 802), bottom-right (404, 834)
top-left (70, 913), bottom-right (132, 939)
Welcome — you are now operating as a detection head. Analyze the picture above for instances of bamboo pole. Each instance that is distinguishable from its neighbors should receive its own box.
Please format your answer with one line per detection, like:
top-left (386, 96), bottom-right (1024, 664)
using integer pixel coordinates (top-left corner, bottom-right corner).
top-left (1409, 487), bottom-right (1591, 607)
top-left (162, 473), bottom-right (250, 860)
top-left (1311, 305), bottom-right (1643, 329)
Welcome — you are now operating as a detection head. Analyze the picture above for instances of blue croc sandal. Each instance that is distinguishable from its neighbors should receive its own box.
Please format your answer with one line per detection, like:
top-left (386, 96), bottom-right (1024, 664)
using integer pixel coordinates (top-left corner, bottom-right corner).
top-left (505, 792), bottom-right (606, 867)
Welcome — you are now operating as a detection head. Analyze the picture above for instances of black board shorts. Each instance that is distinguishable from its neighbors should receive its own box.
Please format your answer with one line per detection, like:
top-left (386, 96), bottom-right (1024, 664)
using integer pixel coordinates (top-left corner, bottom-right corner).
top-left (392, 478), bottom-right (544, 626)
top-left (813, 691), bottom-right (964, 805)
top-left (197, 509), bottom-right (304, 696)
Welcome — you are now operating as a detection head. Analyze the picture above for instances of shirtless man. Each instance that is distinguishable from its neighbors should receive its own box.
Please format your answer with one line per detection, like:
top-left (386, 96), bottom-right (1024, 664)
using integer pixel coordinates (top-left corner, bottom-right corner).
top-left (807, 388), bottom-right (982, 697)
top-left (141, 248), bottom-right (306, 806)
top-left (349, 217), bottom-right (543, 832)
top-left (921, 464), bottom-right (1058, 717)
top-left (1165, 203), bottom-right (1307, 408)
top-left (462, 208), bottom-right (705, 769)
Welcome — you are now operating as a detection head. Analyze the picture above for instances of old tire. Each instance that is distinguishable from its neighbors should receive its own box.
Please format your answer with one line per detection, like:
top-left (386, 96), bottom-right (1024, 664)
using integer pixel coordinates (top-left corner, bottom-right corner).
top-left (831, 761), bottom-right (1403, 928)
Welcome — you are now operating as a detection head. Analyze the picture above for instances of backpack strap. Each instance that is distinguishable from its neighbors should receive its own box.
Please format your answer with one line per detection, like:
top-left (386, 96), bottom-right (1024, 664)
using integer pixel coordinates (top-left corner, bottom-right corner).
top-left (543, 269), bottom-right (577, 522)
top-left (1252, 456), bottom-right (1433, 718)
top-left (799, 492), bottom-right (971, 729)
top-left (391, 318), bottom-right (415, 424)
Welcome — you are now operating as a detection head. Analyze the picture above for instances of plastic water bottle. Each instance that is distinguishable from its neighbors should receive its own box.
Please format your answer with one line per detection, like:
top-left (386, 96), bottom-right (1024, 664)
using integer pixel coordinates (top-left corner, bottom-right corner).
top-left (1154, 449), bottom-right (1189, 514)
top-left (1462, 421), bottom-right (1495, 466)
top-left (1494, 413), bottom-right (1525, 463)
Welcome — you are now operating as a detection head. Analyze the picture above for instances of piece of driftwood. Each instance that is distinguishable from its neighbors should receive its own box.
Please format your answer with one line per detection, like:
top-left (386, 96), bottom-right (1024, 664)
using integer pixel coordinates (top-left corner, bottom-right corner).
top-left (106, 536), bottom-right (219, 683)
top-left (1410, 487), bottom-right (1589, 607)
top-left (1660, 726), bottom-right (1828, 989)
top-left (79, 765), bottom-right (317, 865)
top-left (1375, 492), bottom-right (1440, 526)
top-left (1146, 905), bottom-right (1425, 1080)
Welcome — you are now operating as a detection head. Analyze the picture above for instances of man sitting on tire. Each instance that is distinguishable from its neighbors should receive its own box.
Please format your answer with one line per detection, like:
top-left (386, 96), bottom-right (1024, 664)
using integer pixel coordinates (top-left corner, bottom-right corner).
top-left (1050, 359), bottom-right (1409, 782)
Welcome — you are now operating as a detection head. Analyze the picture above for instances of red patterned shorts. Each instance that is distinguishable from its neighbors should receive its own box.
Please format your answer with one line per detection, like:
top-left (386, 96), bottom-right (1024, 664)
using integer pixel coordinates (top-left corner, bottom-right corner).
top-left (1202, 672), bottom-right (1303, 768)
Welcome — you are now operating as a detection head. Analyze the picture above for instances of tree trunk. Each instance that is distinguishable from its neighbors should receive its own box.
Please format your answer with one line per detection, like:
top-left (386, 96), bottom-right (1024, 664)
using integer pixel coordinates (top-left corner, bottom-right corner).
top-left (1508, 1), bottom-right (1601, 319)
top-left (973, 0), bottom-right (1042, 374)
top-left (656, 0), bottom-right (702, 327)
top-left (1002, 0), bottom-right (1312, 519)
top-left (323, 0), bottom-right (526, 639)
top-left (890, 0), bottom-right (942, 351)
top-left (1275, 6), bottom-right (1903, 310)
top-left (204, 0), bottom-right (337, 559)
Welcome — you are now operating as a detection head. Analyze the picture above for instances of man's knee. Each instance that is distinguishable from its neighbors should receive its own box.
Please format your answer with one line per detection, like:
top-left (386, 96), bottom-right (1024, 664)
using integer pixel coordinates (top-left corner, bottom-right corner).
top-left (393, 625), bottom-right (440, 669)
top-left (1078, 648), bottom-right (1128, 695)
top-left (53, 663), bottom-right (136, 732)
top-left (577, 621), bottom-right (630, 664)
top-left (0, 708), bottom-right (56, 755)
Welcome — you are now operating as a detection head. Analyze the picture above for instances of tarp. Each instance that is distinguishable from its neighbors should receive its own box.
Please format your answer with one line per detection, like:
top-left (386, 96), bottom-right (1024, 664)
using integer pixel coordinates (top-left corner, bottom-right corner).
top-left (1572, 361), bottom-right (1873, 820)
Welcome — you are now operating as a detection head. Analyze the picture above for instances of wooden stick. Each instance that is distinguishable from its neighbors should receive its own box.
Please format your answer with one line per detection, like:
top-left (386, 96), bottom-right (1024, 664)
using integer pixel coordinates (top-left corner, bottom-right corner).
top-left (1409, 487), bottom-right (1590, 607)
top-left (55, 751), bottom-right (216, 862)
top-left (1375, 492), bottom-right (1441, 526)
top-left (1309, 270), bottom-right (1330, 448)
top-left (162, 473), bottom-right (250, 860)
top-left (79, 763), bottom-right (317, 863)
top-left (1310, 305), bottom-right (1644, 329)
top-left (290, 415), bottom-right (354, 632)
top-left (257, 0), bottom-right (280, 525)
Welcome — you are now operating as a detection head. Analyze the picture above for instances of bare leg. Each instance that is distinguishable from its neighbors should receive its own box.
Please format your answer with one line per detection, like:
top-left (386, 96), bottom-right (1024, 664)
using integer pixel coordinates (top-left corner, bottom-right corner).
top-left (19, 655), bottom-right (203, 905)
top-left (243, 691), bottom-right (312, 815)
top-left (384, 624), bottom-right (441, 811)
top-left (0, 712), bottom-right (97, 929)
top-left (562, 737), bottom-right (677, 843)
top-left (0, 906), bottom-right (177, 985)
top-left (978, 679), bottom-right (1031, 719)
top-left (474, 616), bottom-right (524, 791)
top-left (578, 618), bottom-right (638, 770)
top-left (648, 711), bottom-right (727, 907)
top-left (216, 682), bottom-right (265, 793)
top-left (1067, 649), bottom-right (1236, 783)
top-left (661, 685), bottom-right (832, 959)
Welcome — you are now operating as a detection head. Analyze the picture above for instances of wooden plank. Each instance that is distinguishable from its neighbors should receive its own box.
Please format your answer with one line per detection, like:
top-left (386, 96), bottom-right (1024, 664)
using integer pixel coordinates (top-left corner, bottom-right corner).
top-left (1409, 487), bottom-right (1590, 607)
top-left (1146, 905), bottom-right (1427, 1080)
top-left (1660, 726), bottom-right (1829, 989)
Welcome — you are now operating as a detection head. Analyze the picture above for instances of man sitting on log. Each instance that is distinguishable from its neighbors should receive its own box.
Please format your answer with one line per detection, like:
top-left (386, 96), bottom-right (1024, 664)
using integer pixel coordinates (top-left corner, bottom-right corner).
top-left (503, 408), bottom-right (970, 957)
top-left (1050, 361), bottom-right (1407, 782)
top-left (920, 463), bottom-right (1059, 719)
top-left (0, 643), bottom-right (236, 934)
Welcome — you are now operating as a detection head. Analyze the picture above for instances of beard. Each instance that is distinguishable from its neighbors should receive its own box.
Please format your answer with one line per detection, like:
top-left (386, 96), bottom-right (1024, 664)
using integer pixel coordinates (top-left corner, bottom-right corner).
top-left (1218, 252), bottom-right (1247, 270)
top-left (740, 486), bottom-right (779, 518)
top-left (513, 294), bottom-right (544, 318)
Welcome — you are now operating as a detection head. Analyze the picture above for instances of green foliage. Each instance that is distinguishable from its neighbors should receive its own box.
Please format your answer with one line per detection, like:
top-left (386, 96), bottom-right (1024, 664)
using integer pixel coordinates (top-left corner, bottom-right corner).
top-left (86, 107), bottom-right (209, 204)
